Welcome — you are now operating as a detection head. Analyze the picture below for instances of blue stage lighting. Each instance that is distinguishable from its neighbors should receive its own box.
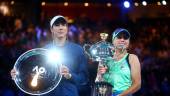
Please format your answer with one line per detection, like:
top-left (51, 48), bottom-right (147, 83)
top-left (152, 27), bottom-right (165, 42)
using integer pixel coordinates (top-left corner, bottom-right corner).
top-left (124, 1), bottom-right (130, 8)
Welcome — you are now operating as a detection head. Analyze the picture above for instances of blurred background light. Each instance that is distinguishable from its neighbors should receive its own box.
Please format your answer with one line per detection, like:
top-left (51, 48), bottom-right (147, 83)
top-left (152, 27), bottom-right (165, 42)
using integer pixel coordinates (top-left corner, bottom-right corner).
top-left (124, 1), bottom-right (130, 8)
top-left (11, 1), bottom-right (14, 5)
top-left (84, 3), bottom-right (89, 7)
top-left (134, 2), bottom-right (139, 6)
top-left (41, 2), bottom-right (46, 6)
top-left (162, 0), bottom-right (167, 5)
top-left (0, 3), bottom-right (9, 16)
top-left (157, 1), bottom-right (161, 5)
top-left (107, 3), bottom-right (112, 7)
top-left (142, 1), bottom-right (147, 6)
top-left (64, 2), bottom-right (68, 6)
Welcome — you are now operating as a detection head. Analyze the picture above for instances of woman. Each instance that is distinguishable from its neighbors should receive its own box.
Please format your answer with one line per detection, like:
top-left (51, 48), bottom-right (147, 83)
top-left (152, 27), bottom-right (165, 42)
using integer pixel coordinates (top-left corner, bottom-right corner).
top-left (99, 28), bottom-right (141, 96)
top-left (11, 15), bottom-right (89, 96)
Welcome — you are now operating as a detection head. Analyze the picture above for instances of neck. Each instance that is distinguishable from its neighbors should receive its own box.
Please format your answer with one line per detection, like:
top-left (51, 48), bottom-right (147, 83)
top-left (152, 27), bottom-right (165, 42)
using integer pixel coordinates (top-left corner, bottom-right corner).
top-left (113, 49), bottom-right (127, 60)
top-left (53, 37), bottom-right (67, 46)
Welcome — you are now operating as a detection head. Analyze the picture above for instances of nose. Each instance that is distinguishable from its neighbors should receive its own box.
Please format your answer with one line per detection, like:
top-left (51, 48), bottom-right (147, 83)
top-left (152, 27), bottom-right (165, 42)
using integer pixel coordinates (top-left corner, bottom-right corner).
top-left (58, 25), bottom-right (63, 29)
top-left (119, 38), bottom-right (125, 41)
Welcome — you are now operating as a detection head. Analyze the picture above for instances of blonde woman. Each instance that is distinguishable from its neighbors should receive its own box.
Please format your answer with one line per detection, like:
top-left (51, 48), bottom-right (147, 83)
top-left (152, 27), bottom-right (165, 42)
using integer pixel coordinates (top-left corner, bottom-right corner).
top-left (99, 28), bottom-right (141, 96)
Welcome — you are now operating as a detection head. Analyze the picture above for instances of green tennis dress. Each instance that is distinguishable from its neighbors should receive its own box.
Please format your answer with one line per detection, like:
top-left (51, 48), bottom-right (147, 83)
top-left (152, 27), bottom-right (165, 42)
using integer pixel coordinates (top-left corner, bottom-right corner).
top-left (103, 53), bottom-right (132, 93)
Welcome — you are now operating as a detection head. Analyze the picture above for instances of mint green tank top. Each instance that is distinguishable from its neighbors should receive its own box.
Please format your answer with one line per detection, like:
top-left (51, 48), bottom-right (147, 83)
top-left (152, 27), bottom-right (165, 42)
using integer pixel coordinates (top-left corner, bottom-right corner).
top-left (103, 53), bottom-right (132, 92)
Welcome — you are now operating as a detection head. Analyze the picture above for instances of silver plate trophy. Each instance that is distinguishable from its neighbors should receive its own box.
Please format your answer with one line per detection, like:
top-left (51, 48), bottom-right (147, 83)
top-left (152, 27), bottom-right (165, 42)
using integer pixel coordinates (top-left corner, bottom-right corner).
top-left (13, 48), bottom-right (62, 95)
top-left (83, 33), bottom-right (113, 96)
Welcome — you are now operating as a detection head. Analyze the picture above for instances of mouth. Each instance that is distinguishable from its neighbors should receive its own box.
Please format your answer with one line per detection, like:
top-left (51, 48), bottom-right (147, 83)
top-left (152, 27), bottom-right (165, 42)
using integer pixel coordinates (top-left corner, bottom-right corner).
top-left (118, 43), bottom-right (125, 45)
top-left (53, 32), bottom-right (65, 37)
top-left (58, 32), bottom-right (64, 34)
top-left (117, 43), bottom-right (126, 48)
top-left (54, 31), bottom-right (64, 35)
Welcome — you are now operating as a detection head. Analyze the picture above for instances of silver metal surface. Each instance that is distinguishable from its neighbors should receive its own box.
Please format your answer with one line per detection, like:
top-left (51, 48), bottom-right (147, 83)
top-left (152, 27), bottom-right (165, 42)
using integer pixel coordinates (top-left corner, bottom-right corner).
top-left (14, 48), bottom-right (62, 95)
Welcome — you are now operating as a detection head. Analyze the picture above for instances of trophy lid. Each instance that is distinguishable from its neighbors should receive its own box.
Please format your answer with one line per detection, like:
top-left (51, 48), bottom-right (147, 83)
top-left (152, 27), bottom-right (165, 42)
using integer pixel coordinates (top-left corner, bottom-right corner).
top-left (100, 33), bottom-right (108, 41)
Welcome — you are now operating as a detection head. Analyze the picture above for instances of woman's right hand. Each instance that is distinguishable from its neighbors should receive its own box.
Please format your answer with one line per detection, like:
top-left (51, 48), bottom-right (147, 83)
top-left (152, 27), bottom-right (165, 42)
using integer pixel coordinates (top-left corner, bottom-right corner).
top-left (98, 65), bottom-right (108, 74)
top-left (10, 68), bottom-right (16, 80)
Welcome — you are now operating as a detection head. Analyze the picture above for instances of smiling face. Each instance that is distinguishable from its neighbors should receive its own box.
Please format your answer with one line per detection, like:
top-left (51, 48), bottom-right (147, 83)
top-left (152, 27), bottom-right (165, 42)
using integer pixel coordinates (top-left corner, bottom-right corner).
top-left (51, 23), bottom-right (68, 39)
top-left (112, 32), bottom-right (130, 49)
top-left (50, 17), bottom-right (68, 39)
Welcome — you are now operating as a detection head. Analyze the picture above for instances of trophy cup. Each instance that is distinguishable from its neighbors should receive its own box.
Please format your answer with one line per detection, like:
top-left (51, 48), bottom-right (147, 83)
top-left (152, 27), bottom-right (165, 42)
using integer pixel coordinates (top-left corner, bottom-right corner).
top-left (13, 48), bottom-right (62, 95)
top-left (83, 33), bottom-right (113, 96)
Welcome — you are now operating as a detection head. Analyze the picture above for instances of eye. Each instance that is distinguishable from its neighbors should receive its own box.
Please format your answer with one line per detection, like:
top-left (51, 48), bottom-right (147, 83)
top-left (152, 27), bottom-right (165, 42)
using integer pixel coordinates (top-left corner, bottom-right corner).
top-left (116, 35), bottom-right (129, 40)
top-left (54, 24), bottom-right (60, 26)
top-left (61, 24), bottom-right (66, 26)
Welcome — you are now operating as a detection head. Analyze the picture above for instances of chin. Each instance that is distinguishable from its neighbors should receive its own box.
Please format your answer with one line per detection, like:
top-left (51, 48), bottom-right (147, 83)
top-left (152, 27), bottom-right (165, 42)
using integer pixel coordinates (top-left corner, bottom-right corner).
top-left (57, 35), bottom-right (66, 38)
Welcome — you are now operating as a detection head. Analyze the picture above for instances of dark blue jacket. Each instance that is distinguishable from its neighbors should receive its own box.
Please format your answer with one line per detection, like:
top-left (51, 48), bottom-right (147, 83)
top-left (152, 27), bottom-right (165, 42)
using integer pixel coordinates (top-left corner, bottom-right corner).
top-left (42, 41), bottom-right (89, 96)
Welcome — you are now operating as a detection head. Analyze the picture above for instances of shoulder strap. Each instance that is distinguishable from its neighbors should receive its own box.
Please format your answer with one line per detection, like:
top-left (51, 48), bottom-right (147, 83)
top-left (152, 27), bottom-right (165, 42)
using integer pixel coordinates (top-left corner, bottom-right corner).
top-left (126, 54), bottom-right (131, 70)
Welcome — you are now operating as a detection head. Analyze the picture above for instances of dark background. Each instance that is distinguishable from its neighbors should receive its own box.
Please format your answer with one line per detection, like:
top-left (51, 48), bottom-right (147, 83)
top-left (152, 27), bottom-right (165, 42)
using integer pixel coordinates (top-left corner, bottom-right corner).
top-left (0, 0), bottom-right (170, 96)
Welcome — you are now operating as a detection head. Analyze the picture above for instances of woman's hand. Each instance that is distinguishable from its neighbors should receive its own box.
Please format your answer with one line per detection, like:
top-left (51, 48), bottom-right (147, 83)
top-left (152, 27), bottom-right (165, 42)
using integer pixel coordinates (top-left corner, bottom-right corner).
top-left (10, 68), bottom-right (16, 80)
top-left (61, 65), bottom-right (72, 79)
top-left (98, 65), bottom-right (108, 74)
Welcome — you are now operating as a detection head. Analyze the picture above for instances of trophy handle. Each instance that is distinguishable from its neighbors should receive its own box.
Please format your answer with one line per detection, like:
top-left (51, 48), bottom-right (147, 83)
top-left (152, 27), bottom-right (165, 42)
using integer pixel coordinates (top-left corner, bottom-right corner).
top-left (83, 44), bottom-right (92, 58)
top-left (95, 60), bottom-right (106, 82)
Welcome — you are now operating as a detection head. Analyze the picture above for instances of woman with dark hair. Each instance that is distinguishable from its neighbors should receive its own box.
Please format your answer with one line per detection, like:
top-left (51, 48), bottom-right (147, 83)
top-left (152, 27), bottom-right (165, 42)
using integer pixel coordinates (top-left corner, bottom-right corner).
top-left (11, 15), bottom-right (89, 96)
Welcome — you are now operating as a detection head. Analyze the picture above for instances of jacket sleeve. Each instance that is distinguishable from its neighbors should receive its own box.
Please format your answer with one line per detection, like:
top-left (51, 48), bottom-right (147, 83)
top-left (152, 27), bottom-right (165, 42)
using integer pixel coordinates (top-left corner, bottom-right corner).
top-left (69, 48), bottom-right (89, 86)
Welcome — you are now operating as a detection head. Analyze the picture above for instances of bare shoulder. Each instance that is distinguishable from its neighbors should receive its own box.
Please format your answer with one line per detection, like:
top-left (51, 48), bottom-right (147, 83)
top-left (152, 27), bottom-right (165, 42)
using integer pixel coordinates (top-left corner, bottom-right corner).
top-left (129, 54), bottom-right (139, 60)
top-left (128, 53), bottom-right (140, 66)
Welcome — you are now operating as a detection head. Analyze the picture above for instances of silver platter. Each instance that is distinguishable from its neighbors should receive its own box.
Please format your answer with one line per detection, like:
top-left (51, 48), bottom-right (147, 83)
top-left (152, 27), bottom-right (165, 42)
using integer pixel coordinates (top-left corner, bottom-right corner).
top-left (14, 48), bottom-right (62, 95)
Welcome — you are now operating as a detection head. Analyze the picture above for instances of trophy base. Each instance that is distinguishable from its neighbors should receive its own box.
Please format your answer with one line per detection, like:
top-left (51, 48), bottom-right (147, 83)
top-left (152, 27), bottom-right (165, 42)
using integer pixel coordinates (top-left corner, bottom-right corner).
top-left (91, 81), bottom-right (113, 96)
